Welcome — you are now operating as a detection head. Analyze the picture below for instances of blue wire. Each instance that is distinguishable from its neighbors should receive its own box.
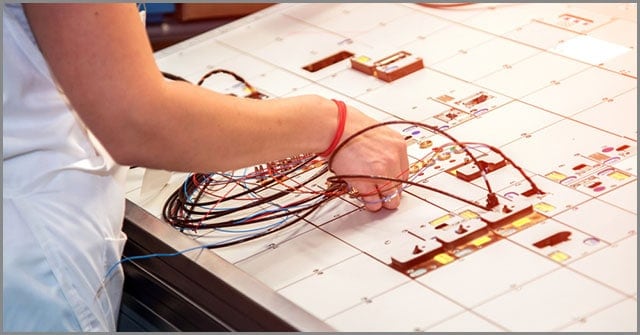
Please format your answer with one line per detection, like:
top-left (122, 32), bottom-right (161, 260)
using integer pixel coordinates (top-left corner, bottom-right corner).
top-left (182, 171), bottom-right (249, 211)
top-left (106, 193), bottom-right (325, 279)
top-left (104, 230), bottom-right (263, 280)
top-left (212, 196), bottom-right (324, 233)
top-left (133, 164), bottom-right (325, 281)
top-left (214, 212), bottom-right (289, 233)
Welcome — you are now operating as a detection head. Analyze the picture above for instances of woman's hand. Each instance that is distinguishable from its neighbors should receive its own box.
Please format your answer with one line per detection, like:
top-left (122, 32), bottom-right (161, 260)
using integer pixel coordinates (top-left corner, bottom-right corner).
top-left (329, 105), bottom-right (409, 211)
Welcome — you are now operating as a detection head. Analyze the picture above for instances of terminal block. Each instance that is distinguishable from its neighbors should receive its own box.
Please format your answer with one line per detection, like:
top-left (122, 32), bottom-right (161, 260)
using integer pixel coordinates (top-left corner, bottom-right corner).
top-left (350, 51), bottom-right (424, 82)
top-left (390, 238), bottom-right (443, 271)
top-left (456, 91), bottom-right (494, 109)
top-left (533, 231), bottom-right (571, 248)
top-left (455, 151), bottom-right (507, 182)
top-left (568, 167), bottom-right (633, 195)
top-left (432, 108), bottom-right (473, 130)
top-left (479, 198), bottom-right (535, 229)
top-left (434, 218), bottom-right (488, 249)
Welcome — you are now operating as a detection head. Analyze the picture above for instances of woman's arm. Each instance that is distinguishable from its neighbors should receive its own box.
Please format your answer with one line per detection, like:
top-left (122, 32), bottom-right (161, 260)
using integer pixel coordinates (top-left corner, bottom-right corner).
top-left (23, 3), bottom-right (408, 210)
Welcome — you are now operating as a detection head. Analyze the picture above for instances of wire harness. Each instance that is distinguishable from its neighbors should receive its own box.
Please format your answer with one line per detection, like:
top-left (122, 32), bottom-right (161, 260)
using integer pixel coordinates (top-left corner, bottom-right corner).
top-left (159, 71), bottom-right (545, 250)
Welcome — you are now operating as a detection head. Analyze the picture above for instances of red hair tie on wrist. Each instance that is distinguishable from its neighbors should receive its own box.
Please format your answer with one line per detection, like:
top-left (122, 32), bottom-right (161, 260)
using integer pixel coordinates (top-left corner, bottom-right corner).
top-left (318, 99), bottom-right (347, 158)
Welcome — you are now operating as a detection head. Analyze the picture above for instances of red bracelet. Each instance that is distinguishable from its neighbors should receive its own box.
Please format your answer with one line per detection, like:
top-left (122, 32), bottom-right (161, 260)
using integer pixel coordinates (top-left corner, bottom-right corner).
top-left (318, 99), bottom-right (347, 157)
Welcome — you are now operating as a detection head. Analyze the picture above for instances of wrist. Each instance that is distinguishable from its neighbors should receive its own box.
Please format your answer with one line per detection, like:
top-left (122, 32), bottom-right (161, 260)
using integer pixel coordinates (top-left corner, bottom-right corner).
top-left (318, 99), bottom-right (347, 158)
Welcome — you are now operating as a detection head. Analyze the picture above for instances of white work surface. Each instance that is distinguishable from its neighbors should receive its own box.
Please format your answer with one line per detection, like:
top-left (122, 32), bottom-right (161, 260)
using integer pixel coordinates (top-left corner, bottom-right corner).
top-left (126, 3), bottom-right (637, 331)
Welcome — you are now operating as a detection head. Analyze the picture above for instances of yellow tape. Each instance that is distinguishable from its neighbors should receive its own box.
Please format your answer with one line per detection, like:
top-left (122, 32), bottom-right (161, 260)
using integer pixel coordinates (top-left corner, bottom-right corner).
top-left (534, 202), bottom-right (556, 213)
top-left (471, 235), bottom-right (492, 247)
top-left (354, 55), bottom-right (371, 63)
top-left (430, 214), bottom-right (453, 227)
top-left (512, 216), bottom-right (532, 228)
top-left (545, 171), bottom-right (566, 181)
top-left (608, 170), bottom-right (630, 180)
top-left (434, 253), bottom-right (455, 264)
top-left (549, 250), bottom-right (570, 262)
top-left (459, 210), bottom-right (478, 219)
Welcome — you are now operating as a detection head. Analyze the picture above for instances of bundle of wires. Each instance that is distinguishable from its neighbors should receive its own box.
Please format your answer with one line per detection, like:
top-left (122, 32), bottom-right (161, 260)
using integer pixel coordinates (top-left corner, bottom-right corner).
top-left (161, 122), bottom-right (544, 250)
top-left (326, 120), bottom-right (544, 211)
top-left (162, 153), bottom-right (347, 248)
top-left (113, 115), bottom-right (544, 277)
top-left (160, 70), bottom-right (544, 249)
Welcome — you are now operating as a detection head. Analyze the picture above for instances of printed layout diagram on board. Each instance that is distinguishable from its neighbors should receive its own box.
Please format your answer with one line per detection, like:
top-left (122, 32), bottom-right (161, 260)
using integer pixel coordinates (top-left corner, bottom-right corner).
top-left (126, 3), bottom-right (637, 332)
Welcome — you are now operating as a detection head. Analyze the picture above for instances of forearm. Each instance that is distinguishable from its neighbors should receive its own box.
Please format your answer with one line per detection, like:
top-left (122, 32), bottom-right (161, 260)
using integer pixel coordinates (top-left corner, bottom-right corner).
top-left (113, 83), bottom-right (338, 172)
top-left (22, 3), bottom-right (338, 172)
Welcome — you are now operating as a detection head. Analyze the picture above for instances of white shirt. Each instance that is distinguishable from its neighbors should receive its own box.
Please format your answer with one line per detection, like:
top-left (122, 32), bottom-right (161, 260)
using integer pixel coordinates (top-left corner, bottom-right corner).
top-left (3, 4), bottom-right (128, 331)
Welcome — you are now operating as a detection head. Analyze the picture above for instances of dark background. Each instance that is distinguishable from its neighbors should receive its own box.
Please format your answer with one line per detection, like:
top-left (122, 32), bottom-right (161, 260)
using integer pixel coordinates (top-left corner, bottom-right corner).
top-left (144, 3), bottom-right (272, 51)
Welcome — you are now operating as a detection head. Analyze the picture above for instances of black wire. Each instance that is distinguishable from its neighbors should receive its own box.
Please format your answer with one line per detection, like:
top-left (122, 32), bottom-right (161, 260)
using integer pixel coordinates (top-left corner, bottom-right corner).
top-left (196, 68), bottom-right (262, 98)
top-left (159, 70), bottom-right (326, 229)
top-left (161, 155), bottom-right (340, 229)
top-left (197, 69), bottom-right (245, 86)
top-left (202, 201), bottom-right (325, 249)
top-left (163, 119), bottom-right (544, 232)
top-left (158, 68), bottom-right (543, 244)
top-left (162, 71), bottom-right (191, 83)
top-left (463, 142), bottom-right (545, 197)
top-left (165, 154), bottom-right (324, 213)
top-left (327, 120), bottom-right (544, 210)
top-left (181, 156), bottom-right (326, 209)
top-left (163, 69), bottom-right (264, 99)
top-left (327, 120), bottom-right (496, 196)
top-left (328, 174), bottom-right (491, 211)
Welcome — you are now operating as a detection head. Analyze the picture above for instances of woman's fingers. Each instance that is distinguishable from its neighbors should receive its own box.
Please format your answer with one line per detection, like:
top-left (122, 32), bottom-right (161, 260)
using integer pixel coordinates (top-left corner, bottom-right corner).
top-left (349, 181), bottom-right (383, 212)
top-left (348, 180), bottom-right (402, 211)
top-left (378, 183), bottom-right (401, 210)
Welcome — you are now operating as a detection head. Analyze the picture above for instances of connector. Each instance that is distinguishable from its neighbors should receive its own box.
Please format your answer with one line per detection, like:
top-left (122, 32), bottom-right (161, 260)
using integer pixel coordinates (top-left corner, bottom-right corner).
top-left (350, 51), bottom-right (424, 82)
top-left (479, 198), bottom-right (534, 228)
top-left (434, 218), bottom-right (488, 249)
top-left (390, 238), bottom-right (443, 271)
top-left (455, 151), bottom-right (507, 182)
